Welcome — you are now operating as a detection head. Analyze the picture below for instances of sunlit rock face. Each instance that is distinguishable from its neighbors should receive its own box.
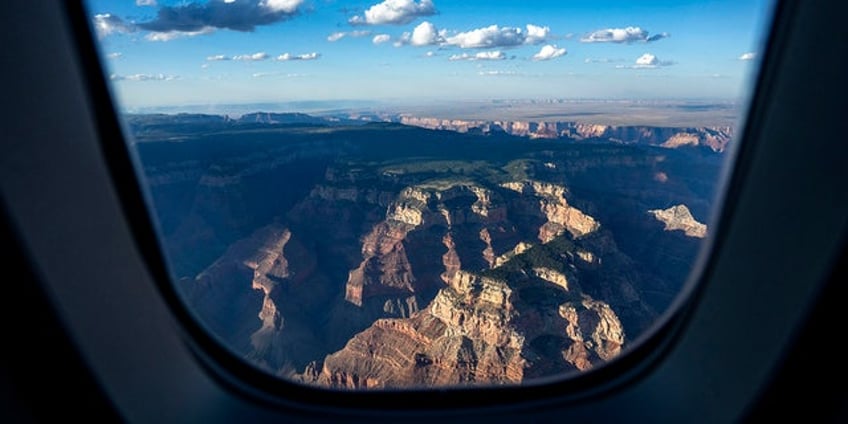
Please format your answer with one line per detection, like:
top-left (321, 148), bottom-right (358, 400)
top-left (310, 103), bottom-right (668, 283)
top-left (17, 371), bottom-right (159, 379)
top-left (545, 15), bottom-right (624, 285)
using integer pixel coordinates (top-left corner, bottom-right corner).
top-left (649, 204), bottom-right (708, 238)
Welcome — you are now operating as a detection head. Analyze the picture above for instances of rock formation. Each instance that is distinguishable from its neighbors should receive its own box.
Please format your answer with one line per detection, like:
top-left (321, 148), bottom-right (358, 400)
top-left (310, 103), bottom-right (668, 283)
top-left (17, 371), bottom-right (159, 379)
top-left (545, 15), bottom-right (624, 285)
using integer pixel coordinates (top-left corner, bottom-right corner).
top-left (396, 116), bottom-right (733, 152)
top-left (648, 204), bottom-right (708, 238)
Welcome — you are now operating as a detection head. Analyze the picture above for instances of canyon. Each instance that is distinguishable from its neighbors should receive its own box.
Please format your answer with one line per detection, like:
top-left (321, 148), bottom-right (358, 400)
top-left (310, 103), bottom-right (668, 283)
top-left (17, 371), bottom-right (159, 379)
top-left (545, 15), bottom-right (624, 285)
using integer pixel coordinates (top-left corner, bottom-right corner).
top-left (132, 112), bottom-right (724, 389)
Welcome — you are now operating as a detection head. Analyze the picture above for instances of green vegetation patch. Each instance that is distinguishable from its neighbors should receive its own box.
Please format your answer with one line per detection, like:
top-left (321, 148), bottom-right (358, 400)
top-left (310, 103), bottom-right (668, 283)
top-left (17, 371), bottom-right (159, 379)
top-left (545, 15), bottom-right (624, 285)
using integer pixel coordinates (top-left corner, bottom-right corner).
top-left (482, 235), bottom-right (577, 281)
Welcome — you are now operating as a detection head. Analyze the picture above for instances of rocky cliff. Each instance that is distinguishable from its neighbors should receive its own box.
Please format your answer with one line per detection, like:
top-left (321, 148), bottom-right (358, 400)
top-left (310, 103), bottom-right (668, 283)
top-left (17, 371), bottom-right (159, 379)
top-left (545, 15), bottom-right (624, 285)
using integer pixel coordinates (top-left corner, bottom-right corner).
top-left (397, 116), bottom-right (732, 152)
top-left (301, 261), bottom-right (627, 389)
top-left (649, 204), bottom-right (708, 238)
top-left (181, 224), bottom-right (328, 371)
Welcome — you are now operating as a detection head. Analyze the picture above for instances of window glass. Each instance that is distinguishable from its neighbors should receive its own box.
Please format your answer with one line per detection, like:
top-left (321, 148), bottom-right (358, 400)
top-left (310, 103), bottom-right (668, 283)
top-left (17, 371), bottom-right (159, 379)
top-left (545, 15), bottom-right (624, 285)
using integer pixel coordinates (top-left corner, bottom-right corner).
top-left (86, 0), bottom-right (770, 389)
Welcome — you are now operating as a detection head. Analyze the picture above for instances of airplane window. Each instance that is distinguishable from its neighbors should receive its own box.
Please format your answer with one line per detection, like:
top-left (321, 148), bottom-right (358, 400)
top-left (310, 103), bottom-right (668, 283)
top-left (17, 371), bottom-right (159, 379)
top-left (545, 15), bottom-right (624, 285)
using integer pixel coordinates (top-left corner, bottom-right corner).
top-left (84, 0), bottom-right (771, 390)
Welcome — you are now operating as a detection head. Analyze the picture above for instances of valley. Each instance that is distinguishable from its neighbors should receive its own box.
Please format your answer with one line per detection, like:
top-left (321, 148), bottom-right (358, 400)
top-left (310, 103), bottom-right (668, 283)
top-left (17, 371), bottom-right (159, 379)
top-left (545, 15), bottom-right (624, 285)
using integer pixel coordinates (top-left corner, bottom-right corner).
top-left (132, 113), bottom-right (723, 389)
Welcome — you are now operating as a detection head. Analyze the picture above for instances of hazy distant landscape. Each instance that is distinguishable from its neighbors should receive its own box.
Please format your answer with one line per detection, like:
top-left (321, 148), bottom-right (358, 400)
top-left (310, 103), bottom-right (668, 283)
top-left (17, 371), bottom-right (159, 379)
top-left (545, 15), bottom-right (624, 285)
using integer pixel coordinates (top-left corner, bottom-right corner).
top-left (126, 99), bottom-right (743, 128)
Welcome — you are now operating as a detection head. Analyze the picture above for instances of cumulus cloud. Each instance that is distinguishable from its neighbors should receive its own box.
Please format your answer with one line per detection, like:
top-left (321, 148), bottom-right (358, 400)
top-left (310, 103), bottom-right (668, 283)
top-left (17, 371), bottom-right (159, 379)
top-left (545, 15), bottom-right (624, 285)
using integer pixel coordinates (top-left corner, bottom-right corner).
top-left (524, 24), bottom-right (550, 44)
top-left (233, 52), bottom-right (270, 61)
top-left (327, 30), bottom-right (372, 42)
top-left (445, 24), bottom-right (549, 49)
top-left (136, 0), bottom-right (157, 6)
top-left (373, 34), bottom-right (391, 44)
top-left (394, 21), bottom-right (444, 46)
top-left (207, 51), bottom-right (313, 61)
top-left (581, 26), bottom-right (668, 43)
top-left (411, 21), bottom-right (446, 46)
top-left (349, 0), bottom-right (436, 25)
top-left (276, 52), bottom-right (321, 61)
top-left (93, 14), bottom-right (136, 37)
top-left (394, 22), bottom-right (549, 49)
top-left (532, 44), bottom-right (566, 61)
top-left (106, 52), bottom-right (123, 59)
top-left (110, 73), bottom-right (179, 81)
top-left (133, 0), bottom-right (304, 37)
top-left (635, 53), bottom-right (660, 67)
top-left (739, 52), bottom-right (757, 61)
top-left (448, 51), bottom-right (507, 61)
top-left (617, 53), bottom-right (673, 69)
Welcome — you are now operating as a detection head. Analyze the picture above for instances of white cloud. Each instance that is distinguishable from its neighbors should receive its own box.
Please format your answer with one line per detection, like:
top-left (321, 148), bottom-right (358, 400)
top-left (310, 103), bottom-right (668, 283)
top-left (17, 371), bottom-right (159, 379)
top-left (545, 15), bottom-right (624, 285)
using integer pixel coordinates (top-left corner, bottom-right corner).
top-left (349, 0), bottom-right (436, 25)
top-left (327, 32), bottom-right (346, 42)
top-left (445, 24), bottom-right (549, 49)
top-left (373, 34), bottom-right (392, 44)
top-left (475, 51), bottom-right (506, 60)
top-left (395, 21), bottom-right (446, 46)
top-left (106, 52), bottom-right (123, 60)
top-left (136, 0), bottom-right (157, 6)
top-left (425, 51), bottom-right (436, 57)
top-left (277, 52), bottom-right (321, 61)
top-left (739, 52), bottom-right (757, 61)
top-left (449, 51), bottom-right (506, 61)
top-left (110, 73), bottom-right (178, 81)
top-left (617, 53), bottom-right (673, 69)
top-left (411, 21), bottom-right (444, 46)
top-left (209, 51), bottom-right (311, 62)
top-left (93, 14), bottom-right (136, 38)
top-left (394, 22), bottom-right (549, 49)
top-left (145, 26), bottom-right (215, 41)
top-left (532, 44), bottom-right (566, 61)
top-left (261, 0), bottom-right (303, 13)
top-left (636, 53), bottom-right (659, 67)
top-left (233, 52), bottom-right (270, 61)
top-left (327, 30), bottom-right (372, 42)
top-left (581, 26), bottom-right (669, 43)
top-left (525, 24), bottom-right (550, 44)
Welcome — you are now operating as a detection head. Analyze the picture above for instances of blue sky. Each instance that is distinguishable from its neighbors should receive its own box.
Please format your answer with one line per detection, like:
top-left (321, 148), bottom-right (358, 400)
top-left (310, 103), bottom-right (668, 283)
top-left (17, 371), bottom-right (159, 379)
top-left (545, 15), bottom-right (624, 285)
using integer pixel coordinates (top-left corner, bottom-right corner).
top-left (88, 0), bottom-right (771, 109)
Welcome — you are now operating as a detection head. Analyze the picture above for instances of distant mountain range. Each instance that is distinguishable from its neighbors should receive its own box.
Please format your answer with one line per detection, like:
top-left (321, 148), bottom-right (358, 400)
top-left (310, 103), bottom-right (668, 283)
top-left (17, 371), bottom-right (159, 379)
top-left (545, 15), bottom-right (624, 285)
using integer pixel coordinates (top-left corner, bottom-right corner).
top-left (391, 116), bottom-right (733, 152)
top-left (125, 111), bottom-right (734, 152)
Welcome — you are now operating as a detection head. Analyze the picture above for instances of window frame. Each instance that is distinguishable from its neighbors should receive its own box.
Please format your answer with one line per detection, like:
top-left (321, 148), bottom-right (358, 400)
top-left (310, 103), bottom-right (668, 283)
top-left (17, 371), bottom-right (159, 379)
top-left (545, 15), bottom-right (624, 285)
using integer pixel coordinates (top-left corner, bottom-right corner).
top-left (2, 0), bottom-right (847, 421)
